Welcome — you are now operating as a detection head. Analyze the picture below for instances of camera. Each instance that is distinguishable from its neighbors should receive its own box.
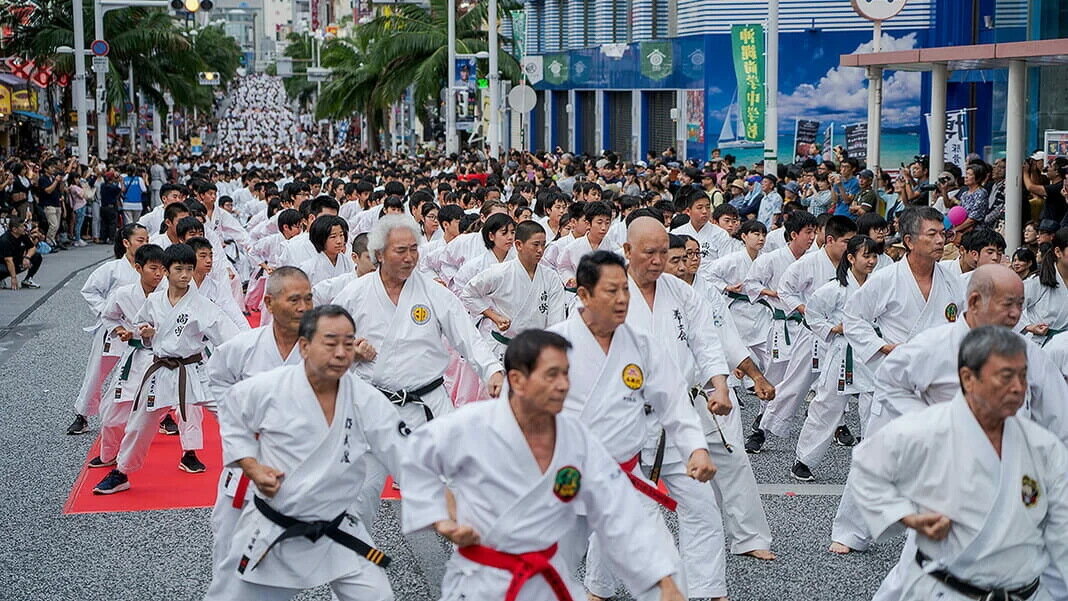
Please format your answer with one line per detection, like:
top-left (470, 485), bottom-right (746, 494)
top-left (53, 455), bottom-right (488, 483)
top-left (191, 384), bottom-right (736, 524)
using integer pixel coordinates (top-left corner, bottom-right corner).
top-left (918, 183), bottom-right (938, 192)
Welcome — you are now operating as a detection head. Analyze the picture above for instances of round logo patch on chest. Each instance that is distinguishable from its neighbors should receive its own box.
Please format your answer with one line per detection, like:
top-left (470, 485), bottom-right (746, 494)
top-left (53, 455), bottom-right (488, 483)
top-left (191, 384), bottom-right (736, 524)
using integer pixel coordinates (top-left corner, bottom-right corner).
top-left (1022, 474), bottom-right (1040, 507)
top-left (945, 302), bottom-right (958, 322)
top-left (411, 304), bottom-right (431, 325)
top-left (553, 465), bottom-right (582, 502)
top-left (622, 363), bottom-right (644, 390)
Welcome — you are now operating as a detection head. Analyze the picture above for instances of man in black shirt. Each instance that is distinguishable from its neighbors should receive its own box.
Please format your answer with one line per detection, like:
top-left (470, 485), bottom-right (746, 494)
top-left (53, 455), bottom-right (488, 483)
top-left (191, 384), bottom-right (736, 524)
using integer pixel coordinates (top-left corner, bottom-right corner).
top-left (0, 221), bottom-right (41, 289)
top-left (1024, 156), bottom-right (1067, 224)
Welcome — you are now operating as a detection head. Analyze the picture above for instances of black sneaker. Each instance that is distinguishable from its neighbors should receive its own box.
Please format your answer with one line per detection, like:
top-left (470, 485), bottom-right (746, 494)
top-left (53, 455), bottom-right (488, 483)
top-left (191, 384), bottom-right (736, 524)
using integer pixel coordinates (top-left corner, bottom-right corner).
top-left (745, 429), bottom-right (766, 454)
top-left (66, 414), bottom-right (89, 435)
top-left (159, 414), bottom-right (179, 435)
top-left (834, 425), bottom-right (857, 447)
top-left (87, 455), bottom-right (116, 469)
top-left (92, 469), bottom-right (130, 494)
top-left (752, 413), bottom-right (763, 432)
top-left (791, 461), bottom-right (815, 482)
top-left (179, 451), bottom-right (206, 473)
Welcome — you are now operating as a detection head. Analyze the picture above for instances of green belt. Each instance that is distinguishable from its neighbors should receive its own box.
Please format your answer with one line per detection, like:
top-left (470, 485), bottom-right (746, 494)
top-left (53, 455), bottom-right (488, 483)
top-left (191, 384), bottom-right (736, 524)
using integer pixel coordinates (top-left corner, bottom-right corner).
top-left (118, 339), bottom-right (147, 381)
top-left (771, 309), bottom-right (807, 346)
top-left (563, 285), bottom-right (577, 293)
top-left (726, 290), bottom-right (773, 311)
top-left (491, 330), bottom-right (511, 345)
top-left (842, 326), bottom-right (881, 390)
top-left (1042, 328), bottom-right (1067, 348)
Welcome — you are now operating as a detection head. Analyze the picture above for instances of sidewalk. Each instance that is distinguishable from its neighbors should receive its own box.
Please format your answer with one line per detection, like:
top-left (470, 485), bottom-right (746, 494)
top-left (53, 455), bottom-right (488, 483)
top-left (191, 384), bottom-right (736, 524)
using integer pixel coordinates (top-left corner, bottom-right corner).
top-left (0, 243), bottom-right (113, 330)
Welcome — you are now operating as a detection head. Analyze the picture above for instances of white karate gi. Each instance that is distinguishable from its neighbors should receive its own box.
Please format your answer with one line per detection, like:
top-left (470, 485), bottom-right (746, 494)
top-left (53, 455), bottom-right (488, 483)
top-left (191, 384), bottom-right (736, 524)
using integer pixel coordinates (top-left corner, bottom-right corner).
top-left (708, 250), bottom-right (772, 360)
top-left (402, 397), bottom-right (679, 601)
top-left (278, 232), bottom-right (316, 267)
top-left (459, 259), bottom-right (566, 360)
top-left (556, 235), bottom-right (617, 284)
top-left (333, 271), bottom-right (502, 426)
top-left (195, 274), bottom-right (252, 334)
top-left (541, 233), bottom-right (579, 274)
top-left (549, 313), bottom-right (707, 599)
top-left (850, 395), bottom-right (1068, 601)
top-left (138, 205), bottom-right (165, 236)
top-left (312, 272), bottom-right (359, 306)
top-left (299, 252), bottom-right (356, 286)
top-left (671, 221), bottom-right (733, 283)
top-left (74, 257), bottom-right (141, 417)
top-left (1023, 273), bottom-right (1068, 342)
top-left (209, 364), bottom-right (407, 601)
top-left (452, 248), bottom-right (512, 295)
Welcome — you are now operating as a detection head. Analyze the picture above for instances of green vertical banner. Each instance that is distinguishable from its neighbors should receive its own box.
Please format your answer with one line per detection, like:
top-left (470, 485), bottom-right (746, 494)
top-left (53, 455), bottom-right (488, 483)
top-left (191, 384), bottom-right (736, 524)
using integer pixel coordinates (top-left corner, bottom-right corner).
top-left (731, 24), bottom-right (765, 142)
top-left (640, 40), bottom-right (673, 81)
top-left (510, 10), bottom-right (526, 59)
top-left (544, 53), bottom-right (569, 85)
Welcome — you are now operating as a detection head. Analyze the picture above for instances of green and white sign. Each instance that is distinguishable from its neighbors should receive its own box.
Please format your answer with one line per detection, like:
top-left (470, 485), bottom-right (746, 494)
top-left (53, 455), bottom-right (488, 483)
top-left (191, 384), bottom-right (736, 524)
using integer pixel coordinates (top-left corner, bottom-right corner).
top-left (730, 24), bottom-right (765, 142)
top-left (544, 53), bottom-right (569, 85)
top-left (640, 41), bottom-right (673, 81)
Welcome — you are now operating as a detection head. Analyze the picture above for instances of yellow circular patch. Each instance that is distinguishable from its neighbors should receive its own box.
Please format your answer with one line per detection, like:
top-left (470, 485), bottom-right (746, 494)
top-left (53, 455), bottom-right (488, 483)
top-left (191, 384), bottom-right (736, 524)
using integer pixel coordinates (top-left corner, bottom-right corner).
top-left (411, 304), bottom-right (431, 325)
top-left (622, 363), bottom-right (644, 390)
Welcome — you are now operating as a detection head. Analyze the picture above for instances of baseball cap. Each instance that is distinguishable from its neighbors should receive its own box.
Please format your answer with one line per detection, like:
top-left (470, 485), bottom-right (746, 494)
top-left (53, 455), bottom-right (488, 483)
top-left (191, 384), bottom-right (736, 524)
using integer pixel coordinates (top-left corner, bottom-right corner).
top-left (1038, 219), bottom-right (1060, 233)
top-left (858, 169), bottom-right (874, 179)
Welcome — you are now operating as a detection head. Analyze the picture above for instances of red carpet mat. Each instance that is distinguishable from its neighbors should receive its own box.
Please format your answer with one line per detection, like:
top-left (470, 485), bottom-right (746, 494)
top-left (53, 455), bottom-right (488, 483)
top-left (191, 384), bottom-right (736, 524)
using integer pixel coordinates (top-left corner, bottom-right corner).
top-left (64, 412), bottom-right (224, 515)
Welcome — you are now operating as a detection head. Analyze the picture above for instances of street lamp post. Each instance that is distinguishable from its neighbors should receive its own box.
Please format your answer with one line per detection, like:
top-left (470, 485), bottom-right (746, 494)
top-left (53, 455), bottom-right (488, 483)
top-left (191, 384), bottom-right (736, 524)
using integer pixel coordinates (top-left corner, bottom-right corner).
top-left (763, 0), bottom-right (778, 176)
top-left (487, 0), bottom-right (499, 157)
top-left (72, 0), bottom-right (89, 164)
top-left (445, 0), bottom-right (457, 154)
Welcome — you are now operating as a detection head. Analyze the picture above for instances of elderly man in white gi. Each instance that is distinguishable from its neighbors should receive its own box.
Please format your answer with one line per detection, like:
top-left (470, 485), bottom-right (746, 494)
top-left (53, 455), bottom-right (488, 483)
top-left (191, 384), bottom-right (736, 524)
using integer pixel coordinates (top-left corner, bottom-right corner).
top-left (334, 214), bottom-right (504, 426)
top-left (850, 325), bottom-right (1068, 601)
top-left (208, 305), bottom-right (408, 601)
top-left (402, 329), bottom-right (688, 601)
top-left (549, 250), bottom-right (716, 601)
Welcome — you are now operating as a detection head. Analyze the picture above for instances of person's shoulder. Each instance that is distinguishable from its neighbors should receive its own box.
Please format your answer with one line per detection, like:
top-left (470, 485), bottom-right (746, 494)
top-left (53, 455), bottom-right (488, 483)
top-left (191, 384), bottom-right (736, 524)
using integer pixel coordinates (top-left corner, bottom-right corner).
top-left (215, 326), bottom-right (265, 354)
top-left (235, 363), bottom-right (299, 396)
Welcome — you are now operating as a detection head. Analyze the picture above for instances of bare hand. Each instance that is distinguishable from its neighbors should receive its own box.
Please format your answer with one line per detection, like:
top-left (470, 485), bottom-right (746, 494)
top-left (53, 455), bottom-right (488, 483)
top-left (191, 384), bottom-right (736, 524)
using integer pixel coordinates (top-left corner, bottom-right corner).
top-left (247, 462), bottom-right (285, 498)
top-left (657, 576), bottom-right (685, 601)
top-left (830, 324), bottom-right (844, 335)
top-left (1027, 323), bottom-right (1050, 336)
top-left (487, 371), bottom-right (504, 397)
top-left (725, 283), bottom-right (743, 294)
top-left (754, 376), bottom-right (776, 401)
top-left (686, 449), bottom-right (717, 482)
top-left (879, 343), bottom-right (898, 355)
top-left (138, 324), bottom-right (156, 339)
top-left (902, 512), bottom-right (952, 541)
top-left (492, 315), bottom-right (511, 332)
top-left (353, 337), bottom-right (377, 362)
top-left (706, 387), bottom-right (732, 416)
top-left (114, 327), bottom-right (133, 342)
top-left (434, 519), bottom-right (481, 547)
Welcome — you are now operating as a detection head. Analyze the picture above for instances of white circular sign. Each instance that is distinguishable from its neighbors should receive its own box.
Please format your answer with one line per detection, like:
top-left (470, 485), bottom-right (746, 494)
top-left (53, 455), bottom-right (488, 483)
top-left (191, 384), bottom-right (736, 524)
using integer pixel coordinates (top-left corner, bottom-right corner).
top-left (851, 0), bottom-right (908, 22)
top-left (508, 85), bottom-right (537, 113)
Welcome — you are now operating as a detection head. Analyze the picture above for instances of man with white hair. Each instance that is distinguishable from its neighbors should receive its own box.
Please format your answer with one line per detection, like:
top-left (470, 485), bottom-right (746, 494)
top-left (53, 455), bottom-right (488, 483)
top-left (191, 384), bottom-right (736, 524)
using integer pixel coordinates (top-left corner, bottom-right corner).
top-left (850, 326), bottom-right (1068, 601)
top-left (333, 214), bottom-right (504, 427)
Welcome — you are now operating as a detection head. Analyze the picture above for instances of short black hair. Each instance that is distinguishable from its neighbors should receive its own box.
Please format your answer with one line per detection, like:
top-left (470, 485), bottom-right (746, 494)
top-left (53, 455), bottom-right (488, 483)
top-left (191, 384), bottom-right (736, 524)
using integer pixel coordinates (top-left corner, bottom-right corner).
top-left (303, 195), bottom-right (340, 219)
top-left (176, 216), bottom-right (205, 239)
top-left (134, 243), bottom-right (166, 266)
top-left (163, 243), bottom-right (197, 268)
top-left (739, 219), bottom-right (768, 236)
top-left (504, 329), bottom-right (573, 382)
top-left (713, 203), bottom-right (739, 221)
top-left (515, 219), bottom-right (546, 242)
top-left (784, 210), bottom-right (818, 238)
top-left (298, 304), bottom-right (356, 340)
top-left (309, 214), bottom-right (349, 252)
top-left (352, 232), bottom-right (370, 255)
top-left (668, 233), bottom-right (687, 250)
top-left (481, 213), bottom-right (517, 249)
top-left (824, 215), bottom-right (859, 240)
top-left (185, 236), bottom-right (213, 254)
top-left (576, 250), bottom-right (626, 292)
top-left (961, 227), bottom-right (1006, 253)
top-left (278, 208), bottom-right (303, 230)
top-left (583, 201), bottom-right (614, 221)
top-left (160, 183), bottom-right (183, 197)
top-left (438, 204), bottom-right (465, 225)
top-left (164, 202), bottom-right (190, 224)
top-left (856, 213), bottom-right (888, 236)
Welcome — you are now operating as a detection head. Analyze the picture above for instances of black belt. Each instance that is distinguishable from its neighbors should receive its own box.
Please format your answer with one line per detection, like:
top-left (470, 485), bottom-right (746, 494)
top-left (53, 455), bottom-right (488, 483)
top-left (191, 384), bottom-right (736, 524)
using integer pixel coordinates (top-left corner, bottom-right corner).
top-left (376, 377), bottom-right (445, 422)
top-left (246, 496), bottom-right (390, 572)
top-left (915, 550), bottom-right (1039, 601)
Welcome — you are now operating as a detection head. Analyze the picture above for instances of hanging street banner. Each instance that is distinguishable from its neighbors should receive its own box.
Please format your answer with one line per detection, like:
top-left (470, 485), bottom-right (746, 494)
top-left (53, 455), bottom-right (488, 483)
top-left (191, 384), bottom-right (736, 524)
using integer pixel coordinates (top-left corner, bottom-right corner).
top-left (640, 41), bottom-right (673, 81)
top-left (822, 123), bottom-right (834, 161)
top-left (923, 108), bottom-right (972, 170)
top-left (510, 10), bottom-right (526, 59)
top-left (544, 53), bottom-right (569, 85)
top-left (730, 24), bottom-right (764, 142)
top-left (794, 118), bottom-right (821, 160)
top-left (521, 55), bottom-right (543, 84)
top-left (845, 121), bottom-right (868, 162)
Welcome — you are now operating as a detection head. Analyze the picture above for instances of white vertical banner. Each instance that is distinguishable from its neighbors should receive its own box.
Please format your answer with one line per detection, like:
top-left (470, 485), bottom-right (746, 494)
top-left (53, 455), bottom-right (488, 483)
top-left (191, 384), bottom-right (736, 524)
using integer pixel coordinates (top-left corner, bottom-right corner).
top-left (925, 108), bottom-right (972, 171)
top-left (521, 56), bottom-right (543, 84)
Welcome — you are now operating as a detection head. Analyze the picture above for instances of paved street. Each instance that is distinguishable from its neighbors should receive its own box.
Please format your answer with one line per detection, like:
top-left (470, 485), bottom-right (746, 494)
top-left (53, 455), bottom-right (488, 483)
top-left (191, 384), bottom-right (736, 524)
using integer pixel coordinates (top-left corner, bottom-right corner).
top-left (1, 259), bottom-right (903, 601)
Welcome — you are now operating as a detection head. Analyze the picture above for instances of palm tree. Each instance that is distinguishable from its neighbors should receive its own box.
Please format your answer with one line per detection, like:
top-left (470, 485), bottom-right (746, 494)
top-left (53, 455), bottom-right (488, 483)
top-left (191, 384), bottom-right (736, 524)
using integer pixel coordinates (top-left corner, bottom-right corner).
top-left (278, 31), bottom-right (317, 108)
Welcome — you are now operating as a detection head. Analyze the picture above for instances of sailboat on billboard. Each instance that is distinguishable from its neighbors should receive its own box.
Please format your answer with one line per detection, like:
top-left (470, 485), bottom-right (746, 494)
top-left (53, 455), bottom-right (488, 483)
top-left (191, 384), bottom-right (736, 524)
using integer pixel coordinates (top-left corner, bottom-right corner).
top-left (717, 90), bottom-right (761, 149)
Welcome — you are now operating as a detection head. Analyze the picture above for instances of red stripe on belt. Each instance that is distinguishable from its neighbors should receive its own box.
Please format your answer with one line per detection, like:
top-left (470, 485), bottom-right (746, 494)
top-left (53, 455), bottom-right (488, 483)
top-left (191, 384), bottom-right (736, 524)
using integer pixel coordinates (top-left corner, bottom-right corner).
top-left (458, 543), bottom-right (573, 601)
top-left (619, 454), bottom-right (678, 511)
top-left (232, 474), bottom-right (251, 509)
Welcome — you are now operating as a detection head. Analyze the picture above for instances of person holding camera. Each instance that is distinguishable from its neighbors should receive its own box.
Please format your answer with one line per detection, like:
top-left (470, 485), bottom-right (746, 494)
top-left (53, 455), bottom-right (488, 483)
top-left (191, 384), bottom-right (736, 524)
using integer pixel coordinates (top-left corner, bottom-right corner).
top-left (0, 220), bottom-right (42, 289)
top-left (38, 157), bottom-right (75, 250)
top-left (1023, 155), bottom-right (1067, 225)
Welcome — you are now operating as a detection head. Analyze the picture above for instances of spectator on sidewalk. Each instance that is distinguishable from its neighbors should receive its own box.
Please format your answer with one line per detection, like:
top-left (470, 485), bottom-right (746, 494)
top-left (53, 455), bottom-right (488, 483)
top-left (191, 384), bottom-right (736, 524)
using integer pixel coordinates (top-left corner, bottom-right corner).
top-left (99, 172), bottom-right (123, 244)
top-left (0, 220), bottom-right (42, 289)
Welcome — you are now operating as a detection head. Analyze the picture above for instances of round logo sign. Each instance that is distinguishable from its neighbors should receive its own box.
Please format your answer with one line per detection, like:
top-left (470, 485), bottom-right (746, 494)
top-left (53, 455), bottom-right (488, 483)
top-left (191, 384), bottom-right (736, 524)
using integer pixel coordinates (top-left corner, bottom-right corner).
top-left (553, 466), bottom-right (582, 502)
top-left (411, 304), bottom-right (431, 325)
top-left (850, 0), bottom-right (909, 22)
top-left (622, 363), bottom-right (644, 390)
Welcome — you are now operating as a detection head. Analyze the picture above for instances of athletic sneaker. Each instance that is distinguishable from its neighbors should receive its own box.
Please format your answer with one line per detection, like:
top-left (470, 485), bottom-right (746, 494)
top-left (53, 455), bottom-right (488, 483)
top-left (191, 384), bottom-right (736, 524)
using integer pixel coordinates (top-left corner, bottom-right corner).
top-left (66, 414), bottom-right (89, 435)
top-left (73, 239), bottom-right (88, 247)
top-left (745, 429), bottom-right (766, 454)
top-left (159, 414), bottom-right (179, 435)
top-left (834, 425), bottom-right (857, 447)
top-left (751, 413), bottom-right (763, 432)
top-left (87, 455), bottom-right (116, 469)
top-left (791, 461), bottom-right (815, 482)
top-left (92, 469), bottom-right (130, 494)
top-left (21, 278), bottom-right (40, 289)
top-left (179, 451), bottom-right (206, 473)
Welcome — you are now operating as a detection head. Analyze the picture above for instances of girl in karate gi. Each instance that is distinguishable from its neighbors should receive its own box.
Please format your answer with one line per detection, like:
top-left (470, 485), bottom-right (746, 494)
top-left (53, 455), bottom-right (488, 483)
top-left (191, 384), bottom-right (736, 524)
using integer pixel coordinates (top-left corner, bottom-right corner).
top-left (1022, 227), bottom-right (1068, 345)
top-left (300, 215), bottom-right (354, 286)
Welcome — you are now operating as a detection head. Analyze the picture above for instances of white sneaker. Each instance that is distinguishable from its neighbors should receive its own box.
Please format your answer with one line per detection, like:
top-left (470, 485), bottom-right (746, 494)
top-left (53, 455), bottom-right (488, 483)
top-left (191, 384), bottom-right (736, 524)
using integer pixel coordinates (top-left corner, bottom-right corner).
top-left (73, 240), bottom-right (88, 247)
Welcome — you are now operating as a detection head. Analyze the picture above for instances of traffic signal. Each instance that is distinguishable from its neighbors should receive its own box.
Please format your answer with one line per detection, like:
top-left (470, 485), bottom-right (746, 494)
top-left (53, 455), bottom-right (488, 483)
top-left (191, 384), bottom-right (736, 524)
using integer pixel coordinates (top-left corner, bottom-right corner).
top-left (198, 71), bottom-right (220, 85)
top-left (171, 0), bottom-right (213, 11)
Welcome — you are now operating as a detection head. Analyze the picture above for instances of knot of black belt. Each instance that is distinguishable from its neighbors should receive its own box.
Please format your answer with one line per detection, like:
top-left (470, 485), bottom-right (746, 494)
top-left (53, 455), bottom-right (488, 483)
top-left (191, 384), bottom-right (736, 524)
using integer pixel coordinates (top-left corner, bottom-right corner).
top-left (250, 496), bottom-right (390, 571)
top-left (376, 377), bottom-right (444, 422)
top-left (132, 353), bottom-right (203, 420)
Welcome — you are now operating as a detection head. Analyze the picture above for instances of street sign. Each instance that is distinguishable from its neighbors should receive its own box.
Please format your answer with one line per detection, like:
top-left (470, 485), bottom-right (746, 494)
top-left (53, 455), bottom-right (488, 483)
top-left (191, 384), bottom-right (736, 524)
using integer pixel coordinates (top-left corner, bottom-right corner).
top-left (92, 56), bottom-right (109, 73)
top-left (851, 0), bottom-right (908, 21)
top-left (198, 71), bottom-right (221, 86)
top-left (116, 126), bottom-right (131, 135)
top-left (90, 39), bottom-right (110, 57)
top-left (138, 127), bottom-right (148, 135)
top-left (508, 84), bottom-right (536, 113)
top-left (306, 67), bottom-right (331, 82)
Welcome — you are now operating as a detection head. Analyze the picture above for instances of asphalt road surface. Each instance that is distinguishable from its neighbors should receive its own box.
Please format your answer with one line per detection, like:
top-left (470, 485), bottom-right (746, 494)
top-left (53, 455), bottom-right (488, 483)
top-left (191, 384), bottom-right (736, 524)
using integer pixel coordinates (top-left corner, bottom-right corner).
top-left (0, 259), bottom-right (903, 600)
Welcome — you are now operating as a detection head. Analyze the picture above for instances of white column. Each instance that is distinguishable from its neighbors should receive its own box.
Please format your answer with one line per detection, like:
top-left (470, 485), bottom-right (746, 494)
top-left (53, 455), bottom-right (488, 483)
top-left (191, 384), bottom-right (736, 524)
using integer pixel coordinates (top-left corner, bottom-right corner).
top-left (128, 63), bottom-right (136, 150)
top-left (73, 0), bottom-right (89, 162)
top-left (445, 0), bottom-right (458, 153)
top-left (929, 63), bottom-right (948, 181)
top-left (631, 89), bottom-right (641, 162)
top-left (594, 89), bottom-right (604, 154)
top-left (94, 1), bottom-right (108, 160)
top-left (865, 21), bottom-right (883, 171)
top-left (1004, 59), bottom-right (1026, 251)
top-left (567, 89), bottom-right (576, 151)
top-left (488, 0), bottom-right (500, 157)
top-left (675, 89), bottom-right (687, 162)
top-left (763, 0), bottom-right (778, 176)
top-left (152, 104), bottom-right (161, 148)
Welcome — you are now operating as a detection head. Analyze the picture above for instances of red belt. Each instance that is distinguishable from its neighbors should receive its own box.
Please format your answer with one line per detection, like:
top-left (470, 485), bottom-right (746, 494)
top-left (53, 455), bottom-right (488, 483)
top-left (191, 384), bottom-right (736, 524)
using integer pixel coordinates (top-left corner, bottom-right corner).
top-left (232, 474), bottom-right (251, 509)
top-left (458, 543), bottom-right (572, 601)
top-left (620, 454), bottom-right (677, 511)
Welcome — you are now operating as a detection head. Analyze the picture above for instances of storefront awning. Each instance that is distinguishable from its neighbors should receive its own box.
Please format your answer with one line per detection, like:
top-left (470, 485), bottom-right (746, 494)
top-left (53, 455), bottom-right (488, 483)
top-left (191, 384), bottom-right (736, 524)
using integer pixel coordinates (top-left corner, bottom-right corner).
top-left (13, 110), bottom-right (52, 127)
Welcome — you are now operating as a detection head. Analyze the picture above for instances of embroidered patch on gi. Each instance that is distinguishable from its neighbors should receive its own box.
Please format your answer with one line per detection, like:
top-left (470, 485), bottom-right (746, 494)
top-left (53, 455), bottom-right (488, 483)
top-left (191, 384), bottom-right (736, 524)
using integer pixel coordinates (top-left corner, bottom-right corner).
top-left (397, 421), bottom-right (412, 437)
top-left (622, 363), bottom-right (644, 390)
top-left (1022, 475), bottom-right (1040, 507)
top-left (411, 304), bottom-right (431, 325)
top-left (944, 302), bottom-right (958, 322)
top-left (237, 555), bottom-right (250, 574)
top-left (553, 466), bottom-right (581, 502)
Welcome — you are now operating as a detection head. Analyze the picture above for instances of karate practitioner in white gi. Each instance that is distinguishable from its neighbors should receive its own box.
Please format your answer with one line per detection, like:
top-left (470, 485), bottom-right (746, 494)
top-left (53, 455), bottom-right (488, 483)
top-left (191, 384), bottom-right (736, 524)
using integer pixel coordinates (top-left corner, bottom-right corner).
top-left (548, 250), bottom-right (716, 601)
top-left (207, 305), bottom-right (407, 601)
top-left (670, 195), bottom-right (732, 284)
top-left (402, 329), bottom-right (689, 601)
top-left (706, 220), bottom-right (771, 369)
top-left (850, 326), bottom-right (1068, 601)
top-left (300, 215), bottom-right (356, 286)
top-left (312, 232), bottom-right (376, 306)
